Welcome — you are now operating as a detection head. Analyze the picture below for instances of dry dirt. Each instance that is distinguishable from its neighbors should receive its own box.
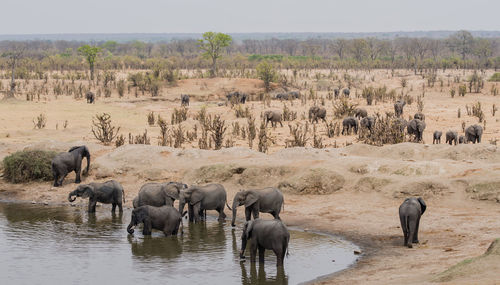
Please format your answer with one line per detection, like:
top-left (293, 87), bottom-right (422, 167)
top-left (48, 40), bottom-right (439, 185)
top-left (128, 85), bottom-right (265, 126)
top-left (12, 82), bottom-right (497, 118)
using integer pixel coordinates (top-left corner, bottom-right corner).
top-left (0, 71), bottom-right (499, 284)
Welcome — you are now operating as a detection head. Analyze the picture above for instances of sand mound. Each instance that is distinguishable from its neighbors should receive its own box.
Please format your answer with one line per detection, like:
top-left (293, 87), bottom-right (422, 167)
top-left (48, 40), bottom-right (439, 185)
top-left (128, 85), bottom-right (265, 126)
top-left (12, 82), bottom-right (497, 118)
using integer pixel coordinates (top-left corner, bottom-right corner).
top-left (392, 180), bottom-right (449, 199)
top-left (466, 181), bottom-right (500, 203)
top-left (277, 168), bottom-right (345, 195)
top-left (237, 166), bottom-right (295, 187)
top-left (355, 177), bottom-right (392, 192)
top-left (433, 238), bottom-right (500, 283)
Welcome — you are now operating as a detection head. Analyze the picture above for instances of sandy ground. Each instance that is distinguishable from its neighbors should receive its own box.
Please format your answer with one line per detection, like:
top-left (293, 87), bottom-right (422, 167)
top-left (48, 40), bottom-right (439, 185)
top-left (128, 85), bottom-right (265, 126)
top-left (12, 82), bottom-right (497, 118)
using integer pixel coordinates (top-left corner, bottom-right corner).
top-left (0, 71), bottom-right (499, 284)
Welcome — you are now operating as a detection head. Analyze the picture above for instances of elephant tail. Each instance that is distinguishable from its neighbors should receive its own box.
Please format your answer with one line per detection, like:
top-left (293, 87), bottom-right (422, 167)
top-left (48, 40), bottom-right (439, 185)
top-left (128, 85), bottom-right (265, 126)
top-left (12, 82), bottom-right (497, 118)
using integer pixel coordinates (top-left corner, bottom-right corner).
top-left (282, 200), bottom-right (285, 213)
top-left (226, 201), bottom-right (232, 211)
top-left (122, 189), bottom-right (126, 204)
top-left (284, 236), bottom-right (290, 258)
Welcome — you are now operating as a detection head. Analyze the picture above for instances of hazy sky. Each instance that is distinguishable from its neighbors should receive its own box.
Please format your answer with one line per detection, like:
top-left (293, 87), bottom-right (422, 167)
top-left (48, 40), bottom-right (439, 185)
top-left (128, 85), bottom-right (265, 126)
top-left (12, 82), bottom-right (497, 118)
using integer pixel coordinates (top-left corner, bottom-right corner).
top-left (1, 0), bottom-right (499, 34)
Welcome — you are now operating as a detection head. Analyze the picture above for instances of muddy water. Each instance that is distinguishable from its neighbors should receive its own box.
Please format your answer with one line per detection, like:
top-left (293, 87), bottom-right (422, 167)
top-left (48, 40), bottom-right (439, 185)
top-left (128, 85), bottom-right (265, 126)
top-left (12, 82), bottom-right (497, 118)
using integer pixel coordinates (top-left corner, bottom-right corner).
top-left (0, 202), bottom-right (359, 284)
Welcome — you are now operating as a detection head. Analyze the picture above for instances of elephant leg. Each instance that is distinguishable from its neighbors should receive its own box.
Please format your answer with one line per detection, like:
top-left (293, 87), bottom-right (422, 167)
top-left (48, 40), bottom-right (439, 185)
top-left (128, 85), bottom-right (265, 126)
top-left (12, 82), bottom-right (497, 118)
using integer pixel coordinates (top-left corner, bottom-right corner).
top-left (188, 205), bottom-right (194, 222)
top-left (407, 218), bottom-right (417, 248)
top-left (272, 211), bottom-right (281, 220)
top-left (245, 207), bottom-right (252, 221)
top-left (279, 121), bottom-right (283, 127)
top-left (192, 203), bottom-right (201, 223)
top-left (57, 171), bottom-right (68, 186)
top-left (252, 205), bottom-right (260, 220)
top-left (275, 248), bottom-right (284, 267)
top-left (258, 245), bottom-right (265, 263)
top-left (118, 202), bottom-right (123, 213)
top-left (250, 241), bottom-right (257, 263)
top-left (143, 219), bottom-right (152, 235)
top-left (400, 215), bottom-right (408, 246)
top-left (217, 206), bottom-right (226, 221)
top-left (413, 216), bottom-right (421, 243)
top-left (88, 200), bottom-right (97, 213)
top-left (111, 203), bottom-right (116, 213)
top-left (75, 168), bottom-right (81, 184)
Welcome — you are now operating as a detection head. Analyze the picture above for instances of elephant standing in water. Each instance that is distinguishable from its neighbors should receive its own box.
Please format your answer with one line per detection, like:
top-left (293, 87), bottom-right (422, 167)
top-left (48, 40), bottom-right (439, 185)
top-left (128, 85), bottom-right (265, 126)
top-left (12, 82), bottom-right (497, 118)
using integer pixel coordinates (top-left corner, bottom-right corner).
top-left (240, 219), bottom-right (290, 267)
top-left (178, 184), bottom-right (228, 222)
top-left (230, 187), bottom-right (284, 227)
top-left (399, 197), bottom-right (426, 248)
top-left (127, 205), bottom-right (183, 236)
top-left (51, 145), bottom-right (90, 187)
top-left (133, 182), bottom-right (187, 208)
top-left (68, 180), bottom-right (125, 213)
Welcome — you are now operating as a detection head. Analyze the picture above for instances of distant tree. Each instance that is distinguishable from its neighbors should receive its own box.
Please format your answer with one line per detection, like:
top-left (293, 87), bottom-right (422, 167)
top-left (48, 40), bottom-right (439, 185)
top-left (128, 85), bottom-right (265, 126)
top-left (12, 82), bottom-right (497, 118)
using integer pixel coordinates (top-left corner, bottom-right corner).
top-left (366, 38), bottom-right (386, 61)
top-left (198, 32), bottom-right (232, 77)
top-left (1, 43), bottom-right (26, 97)
top-left (351, 39), bottom-right (368, 62)
top-left (332, 39), bottom-right (348, 60)
top-left (474, 38), bottom-right (493, 61)
top-left (449, 30), bottom-right (474, 61)
top-left (256, 61), bottom-right (277, 91)
top-left (427, 39), bottom-right (442, 61)
top-left (78, 45), bottom-right (101, 81)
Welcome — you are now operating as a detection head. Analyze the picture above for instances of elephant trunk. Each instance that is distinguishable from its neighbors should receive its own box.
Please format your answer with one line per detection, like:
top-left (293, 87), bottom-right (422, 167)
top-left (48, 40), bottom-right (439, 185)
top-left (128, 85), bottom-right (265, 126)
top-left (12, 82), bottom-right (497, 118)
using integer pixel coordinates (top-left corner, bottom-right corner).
top-left (127, 222), bottom-right (135, 234)
top-left (68, 192), bottom-right (76, 202)
top-left (178, 201), bottom-right (186, 216)
top-left (240, 235), bottom-right (247, 259)
top-left (231, 201), bottom-right (238, 227)
top-left (84, 153), bottom-right (90, 175)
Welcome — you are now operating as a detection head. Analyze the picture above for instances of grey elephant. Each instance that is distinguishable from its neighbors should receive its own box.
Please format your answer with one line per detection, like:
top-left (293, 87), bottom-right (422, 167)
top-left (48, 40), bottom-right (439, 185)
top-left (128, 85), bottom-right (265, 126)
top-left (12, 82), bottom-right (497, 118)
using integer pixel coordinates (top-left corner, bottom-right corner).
top-left (86, 91), bottom-right (95, 104)
top-left (342, 116), bottom-right (359, 135)
top-left (181, 94), bottom-right (190, 106)
top-left (394, 100), bottom-right (406, 117)
top-left (240, 219), bottom-right (290, 267)
top-left (407, 119), bottom-right (426, 142)
top-left (433, 131), bottom-right (442, 144)
top-left (343, 88), bottom-right (350, 98)
top-left (414, 112), bottom-right (425, 121)
top-left (127, 205), bottom-right (183, 237)
top-left (445, 131), bottom-right (458, 145)
top-left (465, 124), bottom-right (483, 143)
top-left (354, 108), bottom-right (368, 119)
top-left (399, 197), bottom-right (426, 248)
top-left (178, 183), bottom-right (228, 222)
top-left (459, 135), bottom-right (466, 144)
top-left (264, 110), bottom-right (283, 127)
top-left (133, 182), bottom-right (187, 208)
top-left (230, 187), bottom-right (284, 227)
top-left (68, 180), bottom-right (125, 213)
top-left (334, 88), bottom-right (340, 99)
top-left (287, 91), bottom-right (300, 99)
top-left (360, 116), bottom-right (376, 132)
top-left (51, 145), bottom-right (90, 187)
top-left (227, 91), bottom-right (247, 104)
top-left (308, 106), bottom-right (327, 123)
top-left (393, 118), bottom-right (407, 133)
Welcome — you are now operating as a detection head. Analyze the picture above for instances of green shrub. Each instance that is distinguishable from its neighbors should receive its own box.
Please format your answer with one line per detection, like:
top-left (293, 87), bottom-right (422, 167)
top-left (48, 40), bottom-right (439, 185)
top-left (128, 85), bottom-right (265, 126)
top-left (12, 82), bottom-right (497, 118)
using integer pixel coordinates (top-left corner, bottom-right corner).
top-left (2, 150), bottom-right (57, 183)
top-left (489, 73), bottom-right (500, 82)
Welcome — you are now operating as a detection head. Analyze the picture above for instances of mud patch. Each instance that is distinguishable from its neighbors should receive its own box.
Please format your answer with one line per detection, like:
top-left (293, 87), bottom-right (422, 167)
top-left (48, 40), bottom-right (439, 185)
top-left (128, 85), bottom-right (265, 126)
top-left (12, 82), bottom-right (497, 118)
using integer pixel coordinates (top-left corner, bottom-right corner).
top-left (278, 168), bottom-right (345, 195)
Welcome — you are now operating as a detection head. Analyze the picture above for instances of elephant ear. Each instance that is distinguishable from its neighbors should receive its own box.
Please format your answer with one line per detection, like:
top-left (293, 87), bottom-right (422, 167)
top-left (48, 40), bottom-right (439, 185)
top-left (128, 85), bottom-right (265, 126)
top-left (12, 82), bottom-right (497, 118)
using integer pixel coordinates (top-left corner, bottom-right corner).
top-left (244, 191), bottom-right (259, 207)
top-left (190, 189), bottom-right (203, 205)
top-left (164, 184), bottom-right (180, 200)
top-left (80, 185), bottom-right (94, 198)
top-left (418, 197), bottom-right (427, 215)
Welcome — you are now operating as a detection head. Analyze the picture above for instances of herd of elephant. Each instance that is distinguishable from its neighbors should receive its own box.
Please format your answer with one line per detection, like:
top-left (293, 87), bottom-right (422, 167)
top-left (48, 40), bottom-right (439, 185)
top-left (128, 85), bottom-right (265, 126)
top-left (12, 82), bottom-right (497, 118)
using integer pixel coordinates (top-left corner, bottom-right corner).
top-left (49, 144), bottom-right (433, 268)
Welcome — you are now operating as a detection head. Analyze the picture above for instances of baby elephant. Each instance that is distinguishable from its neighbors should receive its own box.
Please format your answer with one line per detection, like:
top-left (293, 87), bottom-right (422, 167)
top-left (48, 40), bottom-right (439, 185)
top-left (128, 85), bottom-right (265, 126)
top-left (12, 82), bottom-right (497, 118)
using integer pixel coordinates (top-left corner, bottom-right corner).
top-left (445, 131), bottom-right (458, 145)
top-left (127, 205), bottom-right (183, 236)
top-left (399, 197), bottom-right (426, 248)
top-left (240, 219), bottom-right (290, 267)
top-left (68, 180), bottom-right (125, 213)
top-left (433, 131), bottom-right (442, 144)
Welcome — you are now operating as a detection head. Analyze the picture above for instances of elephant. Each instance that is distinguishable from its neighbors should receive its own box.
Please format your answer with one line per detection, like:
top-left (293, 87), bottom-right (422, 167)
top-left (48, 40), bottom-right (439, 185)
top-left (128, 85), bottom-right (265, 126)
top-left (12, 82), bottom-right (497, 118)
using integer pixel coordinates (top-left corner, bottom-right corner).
top-left (181, 94), bottom-right (190, 106)
top-left (227, 91), bottom-right (247, 104)
top-left (465, 124), bottom-right (483, 143)
top-left (334, 88), bottom-right (340, 99)
top-left (433, 131), bottom-right (442, 144)
top-left (308, 106), bottom-right (327, 123)
top-left (240, 219), bottom-right (290, 267)
top-left (127, 205), bottom-right (183, 237)
top-left (354, 108), bottom-right (368, 119)
top-left (394, 100), bottom-right (406, 117)
top-left (414, 112), bottom-right (425, 121)
top-left (264, 110), bottom-right (283, 128)
top-left (343, 88), bottom-right (350, 98)
top-left (399, 197), bottom-right (426, 248)
top-left (51, 145), bottom-right (90, 187)
top-left (275, 93), bottom-right (289, 100)
top-left (178, 183), bottom-right (228, 222)
top-left (132, 182), bottom-right (187, 208)
top-left (445, 131), bottom-right (458, 145)
top-left (459, 135), bottom-right (466, 144)
top-left (407, 119), bottom-right (426, 142)
top-left (360, 116), bottom-right (376, 132)
top-left (85, 91), bottom-right (95, 104)
top-left (342, 116), bottom-right (359, 135)
top-left (287, 91), bottom-right (300, 99)
top-left (68, 180), bottom-right (125, 213)
top-left (393, 118), bottom-right (407, 133)
top-left (230, 187), bottom-right (284, 227)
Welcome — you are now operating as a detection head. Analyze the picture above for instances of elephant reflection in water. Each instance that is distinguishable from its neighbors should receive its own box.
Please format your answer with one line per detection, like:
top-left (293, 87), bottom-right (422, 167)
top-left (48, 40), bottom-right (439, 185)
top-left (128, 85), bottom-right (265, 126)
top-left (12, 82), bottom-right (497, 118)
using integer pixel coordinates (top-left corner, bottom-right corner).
top-left (233, 229), bottom-right (288, 285)
top-left (86, 211), bottom-right (123, 229)
top-left (184, 220), bottom-right (226, 251)
top-left (127, 235), bottom-right (183, 259)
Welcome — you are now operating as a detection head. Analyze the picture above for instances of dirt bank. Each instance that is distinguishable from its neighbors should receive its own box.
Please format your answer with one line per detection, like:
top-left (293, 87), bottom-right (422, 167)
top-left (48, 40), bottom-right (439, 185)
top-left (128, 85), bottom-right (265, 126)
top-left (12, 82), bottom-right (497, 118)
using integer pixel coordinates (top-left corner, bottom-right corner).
top-left (0, 142), bottom-right (499, 284)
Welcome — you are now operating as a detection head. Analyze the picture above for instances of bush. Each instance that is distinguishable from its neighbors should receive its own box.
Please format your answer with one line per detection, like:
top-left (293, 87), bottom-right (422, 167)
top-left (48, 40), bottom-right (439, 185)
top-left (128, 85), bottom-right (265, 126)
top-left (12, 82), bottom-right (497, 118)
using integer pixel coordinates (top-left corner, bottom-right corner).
top-left (3, 150), bottom-right (57, 183)
top-left (489, 72), bottom-right (500, 82)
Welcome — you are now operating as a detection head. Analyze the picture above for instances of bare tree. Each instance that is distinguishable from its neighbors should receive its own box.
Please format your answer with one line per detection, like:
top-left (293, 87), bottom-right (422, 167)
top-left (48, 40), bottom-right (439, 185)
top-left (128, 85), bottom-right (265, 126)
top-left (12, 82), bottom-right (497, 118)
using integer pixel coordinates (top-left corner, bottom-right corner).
top-left (449, 30), bottom-right (474, 61)
top-left (332, 39), bottom-right (348, 60)
top-left (2, 43), bottom-right (26, 97)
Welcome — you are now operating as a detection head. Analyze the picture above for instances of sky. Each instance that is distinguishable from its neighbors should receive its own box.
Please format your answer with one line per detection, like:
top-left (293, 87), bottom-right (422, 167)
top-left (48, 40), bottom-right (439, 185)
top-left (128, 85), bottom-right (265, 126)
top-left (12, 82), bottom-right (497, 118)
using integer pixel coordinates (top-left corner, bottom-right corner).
top-left (1, 0), bottom-right (499, 34)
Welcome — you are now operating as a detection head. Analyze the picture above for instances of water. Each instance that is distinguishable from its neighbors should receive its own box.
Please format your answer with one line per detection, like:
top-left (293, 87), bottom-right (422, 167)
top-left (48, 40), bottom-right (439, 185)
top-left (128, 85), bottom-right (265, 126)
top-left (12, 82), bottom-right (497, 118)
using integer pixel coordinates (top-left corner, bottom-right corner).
top-left (0, 202), bottom-right (359, 285)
